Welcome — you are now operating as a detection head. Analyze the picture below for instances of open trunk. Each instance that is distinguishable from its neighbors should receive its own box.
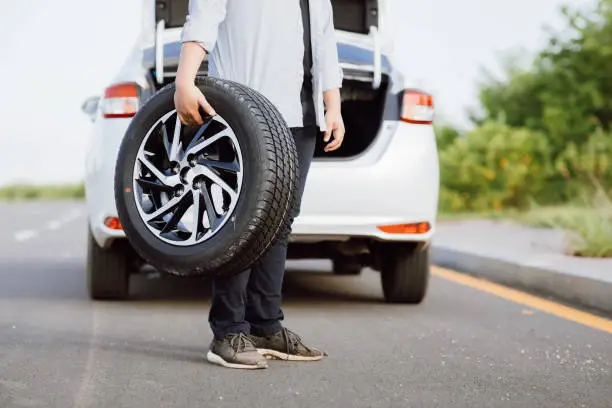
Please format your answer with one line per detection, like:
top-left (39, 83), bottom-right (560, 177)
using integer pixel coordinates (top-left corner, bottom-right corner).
top-left (314, 76), bottom-right (389, 159)
top-left (149, 0), bottom-right (389, 159)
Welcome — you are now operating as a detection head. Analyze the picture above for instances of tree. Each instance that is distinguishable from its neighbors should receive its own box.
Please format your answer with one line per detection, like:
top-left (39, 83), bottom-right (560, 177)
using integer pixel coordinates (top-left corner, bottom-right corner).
top-left (475, 0), bottom-right (612, 159)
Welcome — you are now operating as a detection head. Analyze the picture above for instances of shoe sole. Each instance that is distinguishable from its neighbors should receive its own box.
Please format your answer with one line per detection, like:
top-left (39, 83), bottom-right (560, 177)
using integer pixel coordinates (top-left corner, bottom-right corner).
top-left (206, 351), bottom-right (268, 369)
top-left (256, 349), bottom-right (324, 361)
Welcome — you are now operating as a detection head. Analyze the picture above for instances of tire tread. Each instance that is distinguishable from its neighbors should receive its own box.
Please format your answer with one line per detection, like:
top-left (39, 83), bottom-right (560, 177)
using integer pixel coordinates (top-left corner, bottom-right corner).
top-left (115, 77), bottom-right (299, 277)
top-left (87, 230), bottom-right (129, 300)
top-left (381, 246), bottom-right (430, 303)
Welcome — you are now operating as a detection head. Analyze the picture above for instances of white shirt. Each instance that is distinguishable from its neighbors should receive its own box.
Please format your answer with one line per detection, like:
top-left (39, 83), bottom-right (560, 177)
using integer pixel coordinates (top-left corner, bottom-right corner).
top-left (180, 0), bottom-right (343, 130)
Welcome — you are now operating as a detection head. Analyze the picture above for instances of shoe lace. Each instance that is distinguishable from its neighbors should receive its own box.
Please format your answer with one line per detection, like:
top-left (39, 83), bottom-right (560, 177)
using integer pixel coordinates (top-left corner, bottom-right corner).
top-left (229, 333), bottom-right (254, 353)
top-left (282, 328), bottom-right (312, 354)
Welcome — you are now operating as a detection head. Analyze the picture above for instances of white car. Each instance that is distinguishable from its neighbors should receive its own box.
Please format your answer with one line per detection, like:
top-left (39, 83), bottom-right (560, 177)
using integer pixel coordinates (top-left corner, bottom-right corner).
top-left (82, 0), bottom-right (439, 303)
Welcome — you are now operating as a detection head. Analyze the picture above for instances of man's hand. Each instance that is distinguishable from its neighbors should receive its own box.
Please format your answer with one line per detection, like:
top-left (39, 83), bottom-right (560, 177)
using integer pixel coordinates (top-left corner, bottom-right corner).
top-left (322, 88), bottom-right (345, 152)
top-left (174, 83), bottom-right (216, 126)
top-left (174, 42), bottom-right (215, 126)
top-left (323, 108), bottom-right (345, 152)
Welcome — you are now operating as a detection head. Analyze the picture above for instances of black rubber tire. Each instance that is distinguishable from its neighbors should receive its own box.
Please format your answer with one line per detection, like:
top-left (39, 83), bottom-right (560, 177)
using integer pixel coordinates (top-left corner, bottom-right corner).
top-left (114, 77), bottom-right (299, 277)
top-left (380, 245), bottom-right (430, 303)
top-left (87, 229), bottom-right (130, 300)
top-left (332, 257), bottom-right (362, 276)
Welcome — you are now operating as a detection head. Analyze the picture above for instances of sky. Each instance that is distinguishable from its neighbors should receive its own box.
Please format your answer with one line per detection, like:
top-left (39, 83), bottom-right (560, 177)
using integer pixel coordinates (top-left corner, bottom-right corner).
top-left (0, 0), bottom-right (592, 186)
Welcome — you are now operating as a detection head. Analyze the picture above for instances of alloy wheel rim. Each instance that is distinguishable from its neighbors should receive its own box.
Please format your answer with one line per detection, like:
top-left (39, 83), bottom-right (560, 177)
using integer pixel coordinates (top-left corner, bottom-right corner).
top-left (132, 110), bottom-right (244, 246)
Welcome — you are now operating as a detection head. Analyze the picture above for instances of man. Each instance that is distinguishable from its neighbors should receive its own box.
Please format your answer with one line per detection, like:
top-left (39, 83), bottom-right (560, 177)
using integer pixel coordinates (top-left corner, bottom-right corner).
top-left (174, 0), bottom-right (345, 369)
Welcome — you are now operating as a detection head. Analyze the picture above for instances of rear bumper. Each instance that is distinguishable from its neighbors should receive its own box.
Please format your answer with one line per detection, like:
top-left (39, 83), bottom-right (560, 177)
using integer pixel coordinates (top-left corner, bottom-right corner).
top-left (292, 120), bottom-right (439, 243)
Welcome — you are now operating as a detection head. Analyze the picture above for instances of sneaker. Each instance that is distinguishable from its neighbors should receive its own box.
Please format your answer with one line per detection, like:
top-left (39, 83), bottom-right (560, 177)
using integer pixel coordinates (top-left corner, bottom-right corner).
top-left (249, 328), bottom-right (327, 361)
top-left (206, 333), bottom-right (268, 369)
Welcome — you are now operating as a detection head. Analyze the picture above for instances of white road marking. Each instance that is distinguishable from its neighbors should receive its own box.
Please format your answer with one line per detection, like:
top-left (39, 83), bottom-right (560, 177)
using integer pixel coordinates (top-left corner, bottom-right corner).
top-left (60, 208), bottom-right (83, 223)
top-left (14, 230), bottom-right (38, 242)
top-left (46, 208), bottom-right (84, 231)
top-left (11, 208), bottom-right (83, 242)
top-left (47, 220), bottom-right (61, 230)
top-left (73, 304), bottom-right (99, 408)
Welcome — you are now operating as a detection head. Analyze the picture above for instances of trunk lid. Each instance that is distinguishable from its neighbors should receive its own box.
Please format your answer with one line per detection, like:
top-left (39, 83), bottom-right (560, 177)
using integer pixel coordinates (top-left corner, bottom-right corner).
top-left (153, 0), bottom-right (380, 33)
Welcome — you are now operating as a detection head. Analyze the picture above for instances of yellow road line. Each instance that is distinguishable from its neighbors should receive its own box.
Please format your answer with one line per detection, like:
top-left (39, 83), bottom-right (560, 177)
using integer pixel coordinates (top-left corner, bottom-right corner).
top-left (432, 266), bottom-right (612, 334)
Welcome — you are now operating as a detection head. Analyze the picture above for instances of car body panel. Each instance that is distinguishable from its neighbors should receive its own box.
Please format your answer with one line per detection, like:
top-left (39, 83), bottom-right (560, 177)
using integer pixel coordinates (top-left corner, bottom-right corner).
top-left (293, 121), bottom-right (439, 243)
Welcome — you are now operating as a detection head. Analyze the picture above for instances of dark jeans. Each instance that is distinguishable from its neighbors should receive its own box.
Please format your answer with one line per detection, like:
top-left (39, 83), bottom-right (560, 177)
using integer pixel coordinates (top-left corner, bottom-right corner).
top-left (209, 126), bottom-right (318, 339)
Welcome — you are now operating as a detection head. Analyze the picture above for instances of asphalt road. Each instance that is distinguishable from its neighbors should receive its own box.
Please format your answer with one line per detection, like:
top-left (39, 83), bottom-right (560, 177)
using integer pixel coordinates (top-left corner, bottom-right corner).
top-left (0, 202), bottom-right (610, 408)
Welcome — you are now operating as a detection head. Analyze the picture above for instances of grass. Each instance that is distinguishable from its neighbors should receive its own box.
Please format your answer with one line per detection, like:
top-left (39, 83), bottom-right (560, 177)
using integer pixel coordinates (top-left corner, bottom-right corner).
top-left (0, 183), bottom-right (85, 201)
top-left (517, 194), bottom-right (612, 258)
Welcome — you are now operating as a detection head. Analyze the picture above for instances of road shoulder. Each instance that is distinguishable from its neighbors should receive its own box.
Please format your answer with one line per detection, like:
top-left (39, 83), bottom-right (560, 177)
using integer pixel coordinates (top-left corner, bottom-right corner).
top-left (431, 220), bottom-right (612, 315)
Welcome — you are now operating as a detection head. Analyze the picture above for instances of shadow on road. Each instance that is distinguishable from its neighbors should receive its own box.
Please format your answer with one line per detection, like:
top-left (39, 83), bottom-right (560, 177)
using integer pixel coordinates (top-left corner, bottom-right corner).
top-left (0, 318), bottom-right (209, 365)
top-left (0, 257), bottom-right (384, 305)
top-left (0, 259), bottom-right (387, 365)
top-left (130, 268), bottom-right (384, 305)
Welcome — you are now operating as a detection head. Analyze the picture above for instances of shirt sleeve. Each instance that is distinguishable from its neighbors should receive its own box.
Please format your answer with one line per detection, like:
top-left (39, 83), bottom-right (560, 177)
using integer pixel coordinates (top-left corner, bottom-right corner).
top-left (319, 0), bottom-right (343, 91)
top-left (180, 0), bottom-right (228, 53)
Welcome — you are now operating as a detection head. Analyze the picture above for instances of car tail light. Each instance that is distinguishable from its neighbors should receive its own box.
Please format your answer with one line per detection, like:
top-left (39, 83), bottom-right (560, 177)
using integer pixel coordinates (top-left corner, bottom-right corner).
top-left (104, 217), bottom-right (123, 230)
top-left (377, 222), bottom-right (431, 234)
top-left (401, 90), bottom-right (434, 124)
top-left (101, 83), bottom-right (139, 118)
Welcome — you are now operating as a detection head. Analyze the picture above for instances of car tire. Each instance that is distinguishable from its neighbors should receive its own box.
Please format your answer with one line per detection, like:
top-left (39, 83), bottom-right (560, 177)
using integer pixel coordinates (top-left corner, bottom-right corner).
top-left (332, 257), bottom-right (362, 275)
top-left (380, 245), bottom-right (429, 304)
top-left (114, 77), bottom-right (299, 277)
top-left (87, 229), bottom-right (130, 300)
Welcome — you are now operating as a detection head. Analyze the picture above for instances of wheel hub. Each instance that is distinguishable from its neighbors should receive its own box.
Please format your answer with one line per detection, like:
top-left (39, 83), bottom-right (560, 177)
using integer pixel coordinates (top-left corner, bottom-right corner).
top-left (132, 111), bottom-right (244, 246)
top-left (180, 165), bottom-right (197, 186)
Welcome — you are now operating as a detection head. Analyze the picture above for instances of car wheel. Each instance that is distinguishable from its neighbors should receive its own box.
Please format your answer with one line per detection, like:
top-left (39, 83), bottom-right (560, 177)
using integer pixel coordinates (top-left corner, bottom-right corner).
top-left (114, 77), bottom-right (299, 277)
top-left (87, 229), bottom-right (130, 300)
top-left (380, 245), bottom-right (430, 303)
top-left (332, 257), bottom-right (362, 275)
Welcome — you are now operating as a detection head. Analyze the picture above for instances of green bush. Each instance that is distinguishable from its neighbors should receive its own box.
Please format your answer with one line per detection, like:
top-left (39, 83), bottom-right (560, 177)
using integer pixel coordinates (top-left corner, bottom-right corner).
top-left (465, 0), bottom-right (612, 206)
top-left (434, 125), bottom-right (461, 151)
top-left (438, 121), bottom-right (552, 212)
top-left (435, 0), bottom-right (612, 257)
top-left (555, 127), bottom-right (612, 193)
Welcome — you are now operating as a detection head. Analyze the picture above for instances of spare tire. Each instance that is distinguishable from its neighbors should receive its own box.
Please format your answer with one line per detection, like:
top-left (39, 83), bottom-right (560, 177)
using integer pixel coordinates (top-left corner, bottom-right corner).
top-left (114, 77), bottom-right (299, 277)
